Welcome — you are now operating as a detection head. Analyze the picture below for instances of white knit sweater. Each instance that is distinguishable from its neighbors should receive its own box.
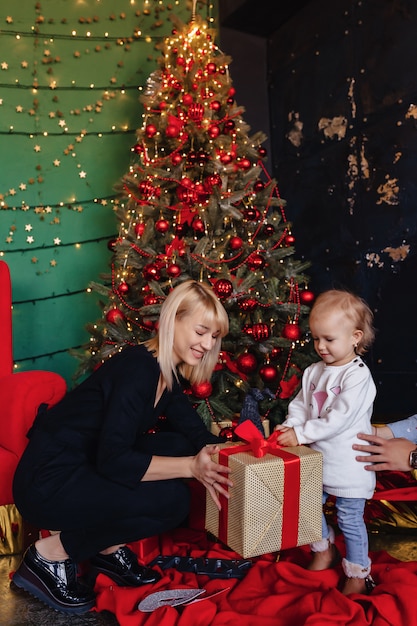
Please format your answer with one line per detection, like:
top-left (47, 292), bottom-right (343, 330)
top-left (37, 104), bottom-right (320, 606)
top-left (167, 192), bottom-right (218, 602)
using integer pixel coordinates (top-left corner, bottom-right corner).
top-left (284, 357), bottom-right (376, 498)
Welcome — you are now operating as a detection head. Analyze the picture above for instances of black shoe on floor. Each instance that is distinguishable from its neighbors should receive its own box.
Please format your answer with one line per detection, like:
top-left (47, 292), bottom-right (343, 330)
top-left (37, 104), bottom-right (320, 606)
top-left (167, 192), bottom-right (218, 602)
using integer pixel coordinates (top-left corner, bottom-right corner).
top-left (89, 545), bottom-right (161, 587)
top-left (12, 544), bottom-right (95, 615)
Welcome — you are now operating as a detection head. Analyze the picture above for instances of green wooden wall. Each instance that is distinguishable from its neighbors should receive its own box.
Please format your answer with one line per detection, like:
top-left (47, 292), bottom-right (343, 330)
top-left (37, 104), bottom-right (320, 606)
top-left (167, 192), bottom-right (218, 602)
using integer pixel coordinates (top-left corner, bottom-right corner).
top-left (0, 0), bottom-right (218, 387)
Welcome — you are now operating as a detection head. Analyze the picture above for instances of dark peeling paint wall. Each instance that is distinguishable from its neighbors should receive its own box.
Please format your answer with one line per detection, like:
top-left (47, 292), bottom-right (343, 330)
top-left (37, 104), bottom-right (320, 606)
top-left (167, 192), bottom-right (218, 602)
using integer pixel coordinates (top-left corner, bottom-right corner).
top-left (268, 0), bottom-right (417, 417)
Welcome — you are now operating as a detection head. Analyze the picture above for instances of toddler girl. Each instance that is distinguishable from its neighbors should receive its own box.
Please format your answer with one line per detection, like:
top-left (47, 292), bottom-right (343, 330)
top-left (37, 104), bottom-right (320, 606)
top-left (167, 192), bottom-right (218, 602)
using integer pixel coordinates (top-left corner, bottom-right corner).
top-left (276, 289), bottom-right (376, 595)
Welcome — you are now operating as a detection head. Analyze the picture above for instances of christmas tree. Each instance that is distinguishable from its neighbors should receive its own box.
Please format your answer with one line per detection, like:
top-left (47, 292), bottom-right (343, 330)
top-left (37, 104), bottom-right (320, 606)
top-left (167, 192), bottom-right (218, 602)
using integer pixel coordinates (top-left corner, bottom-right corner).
top-left (77, 9), bottom-right (317, 431)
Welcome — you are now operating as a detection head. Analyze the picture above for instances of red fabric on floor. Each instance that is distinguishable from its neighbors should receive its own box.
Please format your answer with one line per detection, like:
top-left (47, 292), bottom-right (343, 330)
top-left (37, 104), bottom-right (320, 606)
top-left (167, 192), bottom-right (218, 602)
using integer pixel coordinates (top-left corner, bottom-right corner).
top-left (92, 528), bottom-right (417, 626)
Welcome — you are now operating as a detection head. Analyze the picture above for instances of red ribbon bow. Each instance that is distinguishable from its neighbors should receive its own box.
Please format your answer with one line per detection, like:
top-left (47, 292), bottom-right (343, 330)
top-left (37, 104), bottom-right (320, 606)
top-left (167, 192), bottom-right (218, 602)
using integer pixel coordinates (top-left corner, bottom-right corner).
top-left (234, 419), bottom-right (279, 457)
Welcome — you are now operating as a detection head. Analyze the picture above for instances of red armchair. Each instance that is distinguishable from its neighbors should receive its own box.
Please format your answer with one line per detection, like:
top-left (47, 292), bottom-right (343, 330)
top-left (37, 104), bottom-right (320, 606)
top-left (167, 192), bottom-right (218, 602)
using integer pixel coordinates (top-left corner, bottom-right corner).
top-left (0, 260), bottom-right (66, 554)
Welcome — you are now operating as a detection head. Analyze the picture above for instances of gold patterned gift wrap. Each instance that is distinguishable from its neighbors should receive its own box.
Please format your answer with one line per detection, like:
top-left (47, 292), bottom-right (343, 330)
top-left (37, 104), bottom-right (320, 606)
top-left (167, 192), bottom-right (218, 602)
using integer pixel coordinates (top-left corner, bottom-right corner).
top-left (206, 422), bottom-right (323, 559)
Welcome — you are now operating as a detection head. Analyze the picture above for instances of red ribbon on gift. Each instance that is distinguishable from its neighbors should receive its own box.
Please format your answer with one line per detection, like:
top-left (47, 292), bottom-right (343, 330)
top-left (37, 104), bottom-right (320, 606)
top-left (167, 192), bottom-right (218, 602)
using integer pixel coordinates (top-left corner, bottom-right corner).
top-left (218, 419), bottom-right (301, 551)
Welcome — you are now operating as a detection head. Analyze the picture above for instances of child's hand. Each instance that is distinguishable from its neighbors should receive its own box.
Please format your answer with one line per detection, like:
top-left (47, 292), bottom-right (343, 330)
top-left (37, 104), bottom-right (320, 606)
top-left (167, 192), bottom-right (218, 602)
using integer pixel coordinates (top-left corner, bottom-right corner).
top-left (275, 426), bottom-right (299, 447)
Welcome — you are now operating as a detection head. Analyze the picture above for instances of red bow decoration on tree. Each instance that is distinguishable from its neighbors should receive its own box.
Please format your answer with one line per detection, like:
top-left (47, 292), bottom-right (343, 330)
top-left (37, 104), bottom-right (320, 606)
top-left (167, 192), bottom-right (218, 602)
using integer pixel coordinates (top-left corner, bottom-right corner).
top-left (279, 374), bottom-right (300, 399)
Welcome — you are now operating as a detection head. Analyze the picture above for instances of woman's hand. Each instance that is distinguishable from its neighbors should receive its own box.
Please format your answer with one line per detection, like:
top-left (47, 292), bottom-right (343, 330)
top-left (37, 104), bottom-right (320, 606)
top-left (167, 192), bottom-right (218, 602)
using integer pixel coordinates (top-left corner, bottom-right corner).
top-left (353, 433), bottom-right (415, 472)
top-left (275, 425), bottom-right (299, 447)
top-left (190, 444), bottom-right (233, 511)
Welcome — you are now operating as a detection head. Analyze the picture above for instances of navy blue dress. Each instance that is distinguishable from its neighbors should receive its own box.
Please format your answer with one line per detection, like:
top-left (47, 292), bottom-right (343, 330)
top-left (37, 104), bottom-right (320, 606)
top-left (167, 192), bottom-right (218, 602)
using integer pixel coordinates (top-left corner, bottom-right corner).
top-left (13, 345), bottom-right (219, 561)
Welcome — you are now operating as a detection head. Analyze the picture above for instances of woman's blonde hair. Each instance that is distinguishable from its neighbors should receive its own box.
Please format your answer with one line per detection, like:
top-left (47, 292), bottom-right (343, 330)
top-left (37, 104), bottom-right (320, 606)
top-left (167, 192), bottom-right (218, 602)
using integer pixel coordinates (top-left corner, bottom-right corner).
top-left (145, 280), bottom-right (229, 390)
top-left (309, 289), bottom-right (375, 355)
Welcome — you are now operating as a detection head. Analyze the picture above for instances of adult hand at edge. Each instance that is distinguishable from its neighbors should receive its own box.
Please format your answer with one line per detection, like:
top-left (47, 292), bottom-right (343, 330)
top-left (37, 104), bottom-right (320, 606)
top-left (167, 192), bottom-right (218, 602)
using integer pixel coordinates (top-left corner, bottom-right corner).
top-left (353, 432), bottom-right (415, 472)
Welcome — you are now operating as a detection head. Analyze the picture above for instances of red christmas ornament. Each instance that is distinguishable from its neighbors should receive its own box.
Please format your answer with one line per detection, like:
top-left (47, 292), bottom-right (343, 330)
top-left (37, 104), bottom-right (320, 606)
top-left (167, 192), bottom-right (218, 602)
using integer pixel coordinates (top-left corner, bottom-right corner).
top-left (219, 426), bottom-right (235, 441)
top-left (238, 158), bottom-right (251, 170)
top-left (171, 153), bottom-right (183, 166)
top-left (194, 182), bottom-right (207, 200)
top-left (300, 289), bottom-right (315, 304)
top-left (176, 56), bottom-right (186, 66)
top-left (145, 124), bottom-right (157, 138)
top-left (263, 223), bottom-right (275, 237)
top-left (251, 323), bottom-right (270, 341)
top-left (166, 124), bottom-right (180, 138)
top-left (206, 62), bottom-right (217, 74)
top-left (204, 174), bottom-right (222, 192)
top-left (246, 253), bottom-right (266, 271)
top-left (243, 208), bottom-right (260, 221)
top-left (175, 223), bottom-right (187, 237)
top-left (285, 234), bottom-right (296, 246)
top-left (196, 150), bottom-right (208, 165)
top-left (253, 180), bottom-right (264, 192)
top-left (191, 380), bottom-right (213, 399)
top-left (207, 124), bottom-right (220, 139)
top-left (106, 308), bottom-right (124, 324)
top-left (188, 103), bottom-right (205, 122)
top-left (155, 219), bottom-right (170, 234)
top-left (134, 222), bottom-right (145, 237)
top-left (132, 143), bottom-right (143, 154)
top-left (226, 96), bottom-right (235, 105)
top-left (177, 187), bottom-right (198, 204)
top-left (192, 217), bottom-right (205, 233)
top-left (236, 352), bottom-right (257, 374)
top-left (166, 263), bottom-right (181, 278)
top-left (144, 294), bottom-right (158, 305)
top-left (260, 364), bottom-right (278, 383)
top-left (187, 150), bottom-right (198, 164)
top-left (181, 176), bottom-right (194, 188)
top-left (239, 298), bottom-right (257, 312)
top-left (228, 87), bottom-right (236, 97)
top-left (282, 323), bottom-right (301, 341)
top-left (143, 263), bottom-right (161, 281)
top-left (213, 278), bottom-right (233, 298)
top-left (210, 100), bottom-right (221, 112)
top-left (220, 153), bottom-right (233, 165)
top-left (182, 93), bottom-right (193, 106)
top-left (229, 236), bottom-right (243, 250)
top-left (258, 146), bottom-right (267, 158)
top-left (118, 281), bottom-right (129, 295)
top-left (107, 238), bottom-right (117, 251)
top-left (142, 317), bottom-right (156, 331)
top-left (223, 120), bottom-right (235, 133)
top-left (138, 180), bottom-right (155, 198)
top-left (270, 347), bottom-right (282, 360)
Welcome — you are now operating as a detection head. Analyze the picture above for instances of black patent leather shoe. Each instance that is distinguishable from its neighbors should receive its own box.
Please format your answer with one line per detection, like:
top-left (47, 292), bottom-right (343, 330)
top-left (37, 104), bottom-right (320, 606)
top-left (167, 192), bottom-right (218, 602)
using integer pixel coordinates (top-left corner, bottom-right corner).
top-left (89, 545), bottom-right (161, 587)
top-left (12, 544), bottom-right (95, 615)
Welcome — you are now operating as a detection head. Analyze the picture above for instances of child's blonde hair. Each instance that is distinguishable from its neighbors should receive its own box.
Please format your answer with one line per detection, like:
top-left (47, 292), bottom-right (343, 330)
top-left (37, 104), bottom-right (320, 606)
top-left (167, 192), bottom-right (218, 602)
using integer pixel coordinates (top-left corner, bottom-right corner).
top-left (309, 289), bottom-right (375, 355)
top-left (145, 280), bottom-right (229, 390)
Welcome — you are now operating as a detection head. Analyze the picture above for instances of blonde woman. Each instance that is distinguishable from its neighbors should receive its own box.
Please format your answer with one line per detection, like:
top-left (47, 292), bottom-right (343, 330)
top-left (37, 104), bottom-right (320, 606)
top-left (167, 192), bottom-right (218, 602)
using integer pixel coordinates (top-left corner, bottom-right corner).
top-left (13, 280), bottom-right (232, 614)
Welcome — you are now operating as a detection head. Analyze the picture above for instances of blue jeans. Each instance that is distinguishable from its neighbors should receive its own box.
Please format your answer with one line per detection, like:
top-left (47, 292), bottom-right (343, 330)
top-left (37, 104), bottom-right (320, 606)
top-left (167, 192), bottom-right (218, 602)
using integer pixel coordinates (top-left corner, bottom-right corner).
top-left (322, 492), bottom-right (369, 567)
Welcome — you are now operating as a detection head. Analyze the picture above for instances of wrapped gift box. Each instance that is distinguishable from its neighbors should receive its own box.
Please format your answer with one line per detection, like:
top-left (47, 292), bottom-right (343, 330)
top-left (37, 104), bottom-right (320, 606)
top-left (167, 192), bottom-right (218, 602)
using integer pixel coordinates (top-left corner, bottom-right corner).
top-left (206, 436), bottom-right (323, 559)
top-left (211, 419), bottom-right (270, 438)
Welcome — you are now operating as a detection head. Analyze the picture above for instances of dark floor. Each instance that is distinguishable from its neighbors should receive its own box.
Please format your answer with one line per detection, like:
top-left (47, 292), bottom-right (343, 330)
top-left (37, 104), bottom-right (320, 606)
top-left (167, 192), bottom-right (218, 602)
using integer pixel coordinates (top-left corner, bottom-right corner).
top-left (2, 533), bottom-right (417, 625)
